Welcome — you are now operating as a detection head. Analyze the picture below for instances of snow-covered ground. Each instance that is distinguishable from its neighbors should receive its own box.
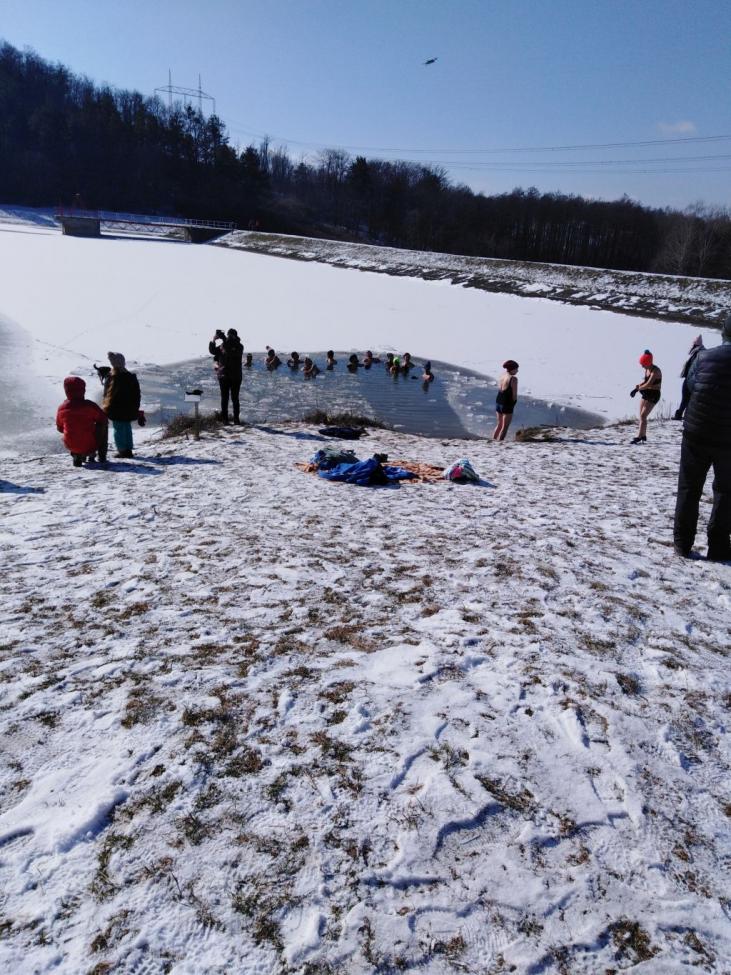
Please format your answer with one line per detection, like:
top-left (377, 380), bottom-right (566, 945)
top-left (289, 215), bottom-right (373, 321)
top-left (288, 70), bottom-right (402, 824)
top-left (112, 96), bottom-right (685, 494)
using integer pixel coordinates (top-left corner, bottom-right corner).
top-left (1, 420), bottom-right (729, 973)
top-left (0, 206), bottom-right (727, 452)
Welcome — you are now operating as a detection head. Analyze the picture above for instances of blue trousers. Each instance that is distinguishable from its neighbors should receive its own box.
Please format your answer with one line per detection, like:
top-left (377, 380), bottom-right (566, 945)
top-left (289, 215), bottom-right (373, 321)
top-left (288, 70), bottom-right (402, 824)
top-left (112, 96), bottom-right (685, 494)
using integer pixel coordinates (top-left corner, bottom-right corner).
top-left (112, 420), bottom-right (134, 452)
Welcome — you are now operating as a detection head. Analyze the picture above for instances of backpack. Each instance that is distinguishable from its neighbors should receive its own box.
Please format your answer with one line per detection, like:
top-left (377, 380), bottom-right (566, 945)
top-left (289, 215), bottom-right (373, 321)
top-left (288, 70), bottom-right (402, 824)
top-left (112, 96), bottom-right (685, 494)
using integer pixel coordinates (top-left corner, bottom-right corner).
top-left (443, 458), bottom-right (480, 484)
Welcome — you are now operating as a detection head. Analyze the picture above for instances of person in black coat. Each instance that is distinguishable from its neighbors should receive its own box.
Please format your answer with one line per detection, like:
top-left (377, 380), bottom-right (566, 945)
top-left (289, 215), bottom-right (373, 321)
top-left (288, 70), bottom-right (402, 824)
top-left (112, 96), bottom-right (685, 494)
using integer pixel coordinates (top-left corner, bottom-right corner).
top-left (209, 329), bottom-right (244, 424)
top-left (673, 335), bottom-right (704, 420)
top-left (102, 352), bottom-right (142, 458)
top-left (674, 314), bottom-right (731, 561)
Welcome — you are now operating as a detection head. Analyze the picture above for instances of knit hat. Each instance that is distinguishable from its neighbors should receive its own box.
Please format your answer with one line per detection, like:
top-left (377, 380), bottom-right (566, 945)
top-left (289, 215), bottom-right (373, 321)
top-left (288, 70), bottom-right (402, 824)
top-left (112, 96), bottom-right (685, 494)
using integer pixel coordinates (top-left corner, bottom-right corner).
top-left (639, 351), bottom-right (653, 368)
top-left (723, 313), bottom-right (731, 341)
top-left (502, 359), bottom-right (519, 371)
top-left (107, 351), bottom-right (126, 369)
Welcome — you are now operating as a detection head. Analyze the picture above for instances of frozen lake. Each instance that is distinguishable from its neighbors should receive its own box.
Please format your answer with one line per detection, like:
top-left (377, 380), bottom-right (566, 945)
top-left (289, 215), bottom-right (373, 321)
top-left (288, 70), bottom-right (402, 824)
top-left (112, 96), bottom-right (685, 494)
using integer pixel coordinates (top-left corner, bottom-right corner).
top-left (2, 206), bottom-right (716, 456)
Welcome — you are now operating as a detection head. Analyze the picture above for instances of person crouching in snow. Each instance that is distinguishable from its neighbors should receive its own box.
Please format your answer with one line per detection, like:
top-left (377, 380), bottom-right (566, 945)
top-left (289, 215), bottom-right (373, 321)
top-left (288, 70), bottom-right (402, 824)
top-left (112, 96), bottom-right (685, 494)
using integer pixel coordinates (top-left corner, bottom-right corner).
top-left (102, 352), bottom-right (141, 458)
top-left (630, 350), bottom-right (662, 444)
top-left (56, 376), bottom-right (109, 467)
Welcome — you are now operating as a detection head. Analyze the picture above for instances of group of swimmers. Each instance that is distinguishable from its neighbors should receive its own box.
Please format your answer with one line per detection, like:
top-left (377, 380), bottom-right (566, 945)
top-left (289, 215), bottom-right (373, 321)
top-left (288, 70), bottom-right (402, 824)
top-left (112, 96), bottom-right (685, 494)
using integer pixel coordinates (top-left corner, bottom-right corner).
top-left (260, 347), bottom-right (435, 382)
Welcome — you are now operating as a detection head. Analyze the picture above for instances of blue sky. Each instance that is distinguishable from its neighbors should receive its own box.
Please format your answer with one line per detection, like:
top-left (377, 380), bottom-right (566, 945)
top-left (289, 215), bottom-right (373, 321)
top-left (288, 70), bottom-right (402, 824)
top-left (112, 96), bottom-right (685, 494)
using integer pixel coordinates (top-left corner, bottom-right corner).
top-left (3, 0), bottom-right (730, 209)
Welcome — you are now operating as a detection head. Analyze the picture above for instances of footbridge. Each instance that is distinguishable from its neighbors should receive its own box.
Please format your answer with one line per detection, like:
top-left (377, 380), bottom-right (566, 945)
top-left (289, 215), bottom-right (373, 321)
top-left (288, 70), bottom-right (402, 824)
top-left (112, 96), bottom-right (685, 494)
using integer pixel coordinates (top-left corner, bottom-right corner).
top-left (54, 209), bottom-right (235, 242)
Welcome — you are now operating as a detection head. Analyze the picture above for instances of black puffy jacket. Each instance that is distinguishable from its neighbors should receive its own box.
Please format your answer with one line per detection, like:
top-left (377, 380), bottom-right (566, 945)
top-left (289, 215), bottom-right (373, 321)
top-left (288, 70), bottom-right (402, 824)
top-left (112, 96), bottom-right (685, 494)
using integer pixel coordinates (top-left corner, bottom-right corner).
top-left (209, 336), bottom-right (243, 378)
top-left (683, 342), bottom-right (731, 447)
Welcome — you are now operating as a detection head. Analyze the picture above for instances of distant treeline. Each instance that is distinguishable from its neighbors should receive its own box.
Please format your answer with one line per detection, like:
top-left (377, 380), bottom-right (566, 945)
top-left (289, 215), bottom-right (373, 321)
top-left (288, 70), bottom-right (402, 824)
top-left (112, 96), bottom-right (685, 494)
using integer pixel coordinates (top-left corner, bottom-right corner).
top-left (1, 41), bottom-right (730, 279)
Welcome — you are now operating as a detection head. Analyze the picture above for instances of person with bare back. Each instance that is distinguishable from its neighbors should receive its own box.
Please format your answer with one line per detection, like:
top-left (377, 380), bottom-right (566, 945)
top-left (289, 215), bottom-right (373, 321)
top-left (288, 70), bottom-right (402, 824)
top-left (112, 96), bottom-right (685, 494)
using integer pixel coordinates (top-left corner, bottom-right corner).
top-left (493, 360), bottom-right (519, 441)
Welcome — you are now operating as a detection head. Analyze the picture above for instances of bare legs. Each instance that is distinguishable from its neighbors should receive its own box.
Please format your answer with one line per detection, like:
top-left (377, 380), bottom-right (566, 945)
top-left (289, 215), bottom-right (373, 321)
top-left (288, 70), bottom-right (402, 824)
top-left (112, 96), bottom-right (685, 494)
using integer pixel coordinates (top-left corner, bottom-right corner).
top-left (637, 399), bottom-right (656, 439)
top-left (493, 412), bottom-right (513, 441)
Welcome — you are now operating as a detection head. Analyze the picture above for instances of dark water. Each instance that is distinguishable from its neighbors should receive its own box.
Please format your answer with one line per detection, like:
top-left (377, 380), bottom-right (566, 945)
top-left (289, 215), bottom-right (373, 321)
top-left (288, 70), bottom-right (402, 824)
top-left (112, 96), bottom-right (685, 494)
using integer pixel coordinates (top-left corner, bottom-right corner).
top-left (137, 352), bottom-right (603, 439)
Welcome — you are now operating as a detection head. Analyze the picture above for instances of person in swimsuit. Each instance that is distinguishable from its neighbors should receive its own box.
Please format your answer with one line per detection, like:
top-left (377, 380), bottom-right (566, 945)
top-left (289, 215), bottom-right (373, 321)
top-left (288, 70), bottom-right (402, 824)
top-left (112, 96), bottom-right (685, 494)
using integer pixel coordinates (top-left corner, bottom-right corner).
top-left (493, 360), bottom-right (519, 441)
top-left (631, 350), bottom-right (662, 443)
top-left (326, 350), bottom-right (337, 370)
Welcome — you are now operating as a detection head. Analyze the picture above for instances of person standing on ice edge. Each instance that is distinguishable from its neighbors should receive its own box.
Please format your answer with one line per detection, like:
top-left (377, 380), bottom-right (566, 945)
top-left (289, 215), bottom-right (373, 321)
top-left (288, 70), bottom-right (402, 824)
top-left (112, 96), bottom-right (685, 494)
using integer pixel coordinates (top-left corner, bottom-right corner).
top-left (209, 328), bottom-right (244, 424)
top-left (102, 352), bottom-right (141, 458)
top-left (630, 350), bottom-right (662, 444)
top-left (673, 335), bottom-right (705, 420)
top-left (673, 314), bottom-right (731, 562)
top-left (493, 360), bottom-right (519, 441)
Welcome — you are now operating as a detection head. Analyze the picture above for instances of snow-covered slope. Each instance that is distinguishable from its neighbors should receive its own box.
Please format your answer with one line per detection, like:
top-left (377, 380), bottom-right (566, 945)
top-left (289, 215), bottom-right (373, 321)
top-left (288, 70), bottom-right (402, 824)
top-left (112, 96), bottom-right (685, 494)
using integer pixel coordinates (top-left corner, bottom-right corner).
top-left (217, 229), bottom-right (731, 326)
top-left (0, 207), bottom-right (726, 444)
top-left (1, 420), bottom-right (729, 973)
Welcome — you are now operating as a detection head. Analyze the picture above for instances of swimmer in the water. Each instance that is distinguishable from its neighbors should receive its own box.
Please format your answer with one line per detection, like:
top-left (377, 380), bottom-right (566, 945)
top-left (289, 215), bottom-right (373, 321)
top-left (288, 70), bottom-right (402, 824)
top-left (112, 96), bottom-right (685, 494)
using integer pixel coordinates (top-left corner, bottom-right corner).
top-left (265, 347), bottom-right (282, 371)
top-left (303, 356), bottom-right (320, 379)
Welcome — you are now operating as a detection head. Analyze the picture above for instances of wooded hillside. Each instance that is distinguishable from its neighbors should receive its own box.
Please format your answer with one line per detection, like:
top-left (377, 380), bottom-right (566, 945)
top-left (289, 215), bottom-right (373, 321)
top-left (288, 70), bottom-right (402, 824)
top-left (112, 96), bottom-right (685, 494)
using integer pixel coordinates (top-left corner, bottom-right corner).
top-left (1, 41), bottom-right (729, 278)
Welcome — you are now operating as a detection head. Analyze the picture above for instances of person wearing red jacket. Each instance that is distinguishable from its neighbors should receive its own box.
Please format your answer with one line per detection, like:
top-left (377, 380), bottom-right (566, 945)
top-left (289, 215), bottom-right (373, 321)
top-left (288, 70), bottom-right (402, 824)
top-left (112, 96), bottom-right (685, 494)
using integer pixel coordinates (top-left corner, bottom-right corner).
top-left (56, 376), bottom-right (109, 467)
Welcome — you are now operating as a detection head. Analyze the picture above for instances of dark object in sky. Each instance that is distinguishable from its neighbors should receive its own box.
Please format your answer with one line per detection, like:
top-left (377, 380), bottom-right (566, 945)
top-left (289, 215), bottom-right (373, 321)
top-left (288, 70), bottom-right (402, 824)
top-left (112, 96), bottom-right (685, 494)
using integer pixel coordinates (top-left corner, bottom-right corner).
top-left (423, 57), bottom-right (438, 65)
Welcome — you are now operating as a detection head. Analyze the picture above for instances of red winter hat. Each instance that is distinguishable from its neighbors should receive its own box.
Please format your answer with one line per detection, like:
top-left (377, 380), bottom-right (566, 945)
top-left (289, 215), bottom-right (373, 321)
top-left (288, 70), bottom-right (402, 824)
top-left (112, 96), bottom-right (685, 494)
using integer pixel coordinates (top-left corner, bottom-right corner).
top-left (639, 351), bottom-right (653, 368)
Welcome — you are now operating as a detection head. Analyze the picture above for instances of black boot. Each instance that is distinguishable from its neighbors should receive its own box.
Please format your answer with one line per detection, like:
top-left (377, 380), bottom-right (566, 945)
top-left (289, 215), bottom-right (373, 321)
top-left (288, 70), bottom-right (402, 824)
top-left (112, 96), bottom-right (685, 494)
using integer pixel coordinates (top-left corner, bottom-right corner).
top-left (707, 543), bottom-right (731, 563)
top-left (72, 454), bottom-right (83, 467)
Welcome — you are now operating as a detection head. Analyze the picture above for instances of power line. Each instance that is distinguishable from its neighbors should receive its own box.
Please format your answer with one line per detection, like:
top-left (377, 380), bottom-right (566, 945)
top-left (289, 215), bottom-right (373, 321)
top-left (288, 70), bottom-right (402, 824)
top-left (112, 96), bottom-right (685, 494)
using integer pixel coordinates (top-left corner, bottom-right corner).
top-left (425, 152), bottom-right (731, 169)
top-left (442, 164), bottom-right (731, 176)
top-left (222, 123), bottom-right (731, 156)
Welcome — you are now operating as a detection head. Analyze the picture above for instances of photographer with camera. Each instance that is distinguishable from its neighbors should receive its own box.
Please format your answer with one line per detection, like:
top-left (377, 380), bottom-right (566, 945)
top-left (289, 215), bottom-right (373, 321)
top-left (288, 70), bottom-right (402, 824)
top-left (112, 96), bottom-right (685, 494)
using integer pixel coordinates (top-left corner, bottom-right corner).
top-left (209, 328), bottom-right (244, 425)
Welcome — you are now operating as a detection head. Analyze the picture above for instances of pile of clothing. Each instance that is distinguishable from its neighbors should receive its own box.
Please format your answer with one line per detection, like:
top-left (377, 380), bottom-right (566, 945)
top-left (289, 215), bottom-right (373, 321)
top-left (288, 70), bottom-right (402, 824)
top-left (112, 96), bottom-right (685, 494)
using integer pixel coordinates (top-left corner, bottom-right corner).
top-left (318, 426), bottom-right (365, 440)
top-left (298, 449), bottom-right (482, 488)
top-left (308, 448), bottom-right (416, 487)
